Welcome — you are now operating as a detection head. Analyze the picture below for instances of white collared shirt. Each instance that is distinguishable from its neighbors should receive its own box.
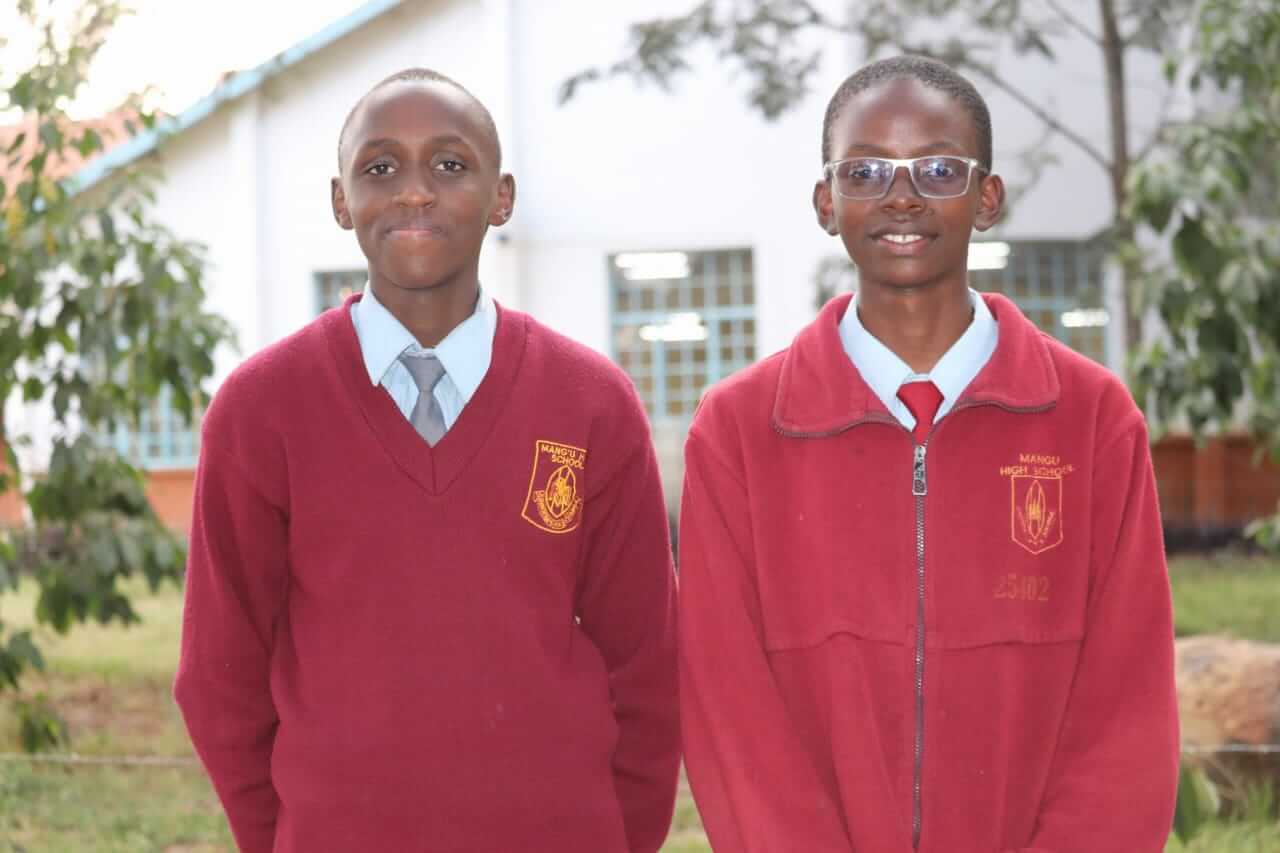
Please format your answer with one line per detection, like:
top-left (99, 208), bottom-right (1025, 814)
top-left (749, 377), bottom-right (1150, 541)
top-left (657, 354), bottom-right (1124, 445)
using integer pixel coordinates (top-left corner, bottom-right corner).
top-left (349, 283), bottom-right (497, 431)
top-left (838, 288), bottom-right (999, 433)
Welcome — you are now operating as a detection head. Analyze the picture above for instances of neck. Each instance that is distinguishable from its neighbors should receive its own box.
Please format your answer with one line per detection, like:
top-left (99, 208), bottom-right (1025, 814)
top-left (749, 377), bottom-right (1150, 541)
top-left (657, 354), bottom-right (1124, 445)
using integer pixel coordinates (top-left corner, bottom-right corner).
top-left (856, 281), bottom-right (972, 374)
top-left (372, 276), bottom-right (480, 348)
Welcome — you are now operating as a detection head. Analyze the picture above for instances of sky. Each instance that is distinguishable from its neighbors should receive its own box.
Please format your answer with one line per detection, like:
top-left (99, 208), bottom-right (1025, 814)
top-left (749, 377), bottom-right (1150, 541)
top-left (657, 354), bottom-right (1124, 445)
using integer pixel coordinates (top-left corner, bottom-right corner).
top-left (2, 0), bottom-right (372, 119)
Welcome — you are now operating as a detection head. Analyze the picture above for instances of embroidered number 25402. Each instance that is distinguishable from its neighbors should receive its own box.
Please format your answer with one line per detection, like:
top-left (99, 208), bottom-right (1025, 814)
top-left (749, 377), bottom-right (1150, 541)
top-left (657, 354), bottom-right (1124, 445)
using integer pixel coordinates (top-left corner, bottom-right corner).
top-left (994, 573), bottom-right (1049, 602)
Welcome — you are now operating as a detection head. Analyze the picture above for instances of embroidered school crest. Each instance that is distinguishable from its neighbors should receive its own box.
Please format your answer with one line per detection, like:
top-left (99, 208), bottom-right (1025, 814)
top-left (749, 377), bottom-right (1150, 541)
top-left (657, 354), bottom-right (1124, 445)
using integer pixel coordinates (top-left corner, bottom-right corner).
top-left (1010, 474), bottom-right (1064, 555)
top-left (521, 440), bottom-right (587, 534)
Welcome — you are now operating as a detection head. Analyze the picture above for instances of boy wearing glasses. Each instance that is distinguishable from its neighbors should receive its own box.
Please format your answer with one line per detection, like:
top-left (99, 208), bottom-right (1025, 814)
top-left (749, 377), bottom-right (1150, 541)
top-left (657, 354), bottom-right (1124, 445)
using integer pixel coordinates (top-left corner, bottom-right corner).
top-left (678, 56), bottom-right (1177, 852)
top-left (175, 69), bottom-right (679, 852)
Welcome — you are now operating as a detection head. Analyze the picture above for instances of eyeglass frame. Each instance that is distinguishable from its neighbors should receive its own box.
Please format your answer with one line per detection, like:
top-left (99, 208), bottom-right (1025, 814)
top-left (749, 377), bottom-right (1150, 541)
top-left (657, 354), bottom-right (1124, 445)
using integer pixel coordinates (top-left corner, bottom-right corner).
top-left (822, 155), bottom-right (989, 201)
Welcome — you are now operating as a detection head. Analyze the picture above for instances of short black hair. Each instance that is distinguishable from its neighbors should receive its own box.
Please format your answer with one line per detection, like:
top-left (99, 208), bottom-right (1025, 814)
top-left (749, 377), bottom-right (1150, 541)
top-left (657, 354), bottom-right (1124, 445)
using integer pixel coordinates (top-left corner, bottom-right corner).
top-left (821, 55), bottom-right (992, 171)
top-left (336, 67), bottom-right (502, 171)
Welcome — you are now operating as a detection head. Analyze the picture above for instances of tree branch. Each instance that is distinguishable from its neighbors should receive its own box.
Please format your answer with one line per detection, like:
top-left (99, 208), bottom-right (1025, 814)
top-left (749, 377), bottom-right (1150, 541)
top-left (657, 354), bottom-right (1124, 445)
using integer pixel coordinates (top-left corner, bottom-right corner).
top-left (974, 66), bottom-right (1112, 172)
top-left (1042, 0), bottom-right (1102, 45)
top-left (895, 44), bottom-right (1114, 174)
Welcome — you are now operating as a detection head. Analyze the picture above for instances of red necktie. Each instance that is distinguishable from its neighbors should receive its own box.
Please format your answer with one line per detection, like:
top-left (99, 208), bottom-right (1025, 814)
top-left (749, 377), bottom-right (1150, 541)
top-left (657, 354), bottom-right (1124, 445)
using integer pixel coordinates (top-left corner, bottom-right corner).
top-left (897, 380), bottom-right (943, 445)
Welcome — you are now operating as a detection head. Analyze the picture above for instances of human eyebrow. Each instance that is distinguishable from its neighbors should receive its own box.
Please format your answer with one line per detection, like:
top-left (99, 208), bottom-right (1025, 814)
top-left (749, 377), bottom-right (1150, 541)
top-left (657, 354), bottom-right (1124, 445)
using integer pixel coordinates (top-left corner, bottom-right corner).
top-left (838, 141), bottom-right (973, 158)
top-left (909, 140), bottom-right (973, 157)
top-left (355, 134), bottom-right (478, 160)
top-left (352, 138), bottom-right (401, 161)
top-left (427, 133), bottom-right (472, 149)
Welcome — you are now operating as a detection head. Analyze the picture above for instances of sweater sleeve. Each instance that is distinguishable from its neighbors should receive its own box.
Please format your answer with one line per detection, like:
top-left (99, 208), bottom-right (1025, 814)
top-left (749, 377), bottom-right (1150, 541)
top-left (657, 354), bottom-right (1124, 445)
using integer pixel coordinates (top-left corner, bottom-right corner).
top-left (173, 438), bottom-right (289, 853)
top-left (1008, 417), bottom-right (1179, 853)
top-left (575, 391), bottom-right (680, 853)
top-left (680, 423), bottom-right (854, 853)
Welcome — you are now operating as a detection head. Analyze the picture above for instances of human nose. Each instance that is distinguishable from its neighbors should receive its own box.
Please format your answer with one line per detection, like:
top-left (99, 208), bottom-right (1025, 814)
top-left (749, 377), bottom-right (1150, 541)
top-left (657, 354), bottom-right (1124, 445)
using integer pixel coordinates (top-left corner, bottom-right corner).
top-left (880, 165), bottom-right (924, 210)
top-left (393, 167), bottom-right (437, 207)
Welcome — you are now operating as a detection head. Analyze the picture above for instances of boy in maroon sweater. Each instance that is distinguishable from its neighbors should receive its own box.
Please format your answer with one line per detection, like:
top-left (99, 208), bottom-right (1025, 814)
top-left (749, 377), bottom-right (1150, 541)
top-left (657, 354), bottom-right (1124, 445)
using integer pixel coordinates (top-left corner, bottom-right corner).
top-left (175, 69), bottom-right (679, 853)
top-left (679, 56), bottom-right (1178, 852)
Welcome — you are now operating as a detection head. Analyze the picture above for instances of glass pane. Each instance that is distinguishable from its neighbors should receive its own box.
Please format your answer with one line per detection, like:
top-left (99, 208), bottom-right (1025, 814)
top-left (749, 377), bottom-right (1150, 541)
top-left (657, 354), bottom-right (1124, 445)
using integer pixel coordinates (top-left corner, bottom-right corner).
top-left (664, 281), bottom-right (682, 310)
top-left (610, 249), bottom-right (758, 418)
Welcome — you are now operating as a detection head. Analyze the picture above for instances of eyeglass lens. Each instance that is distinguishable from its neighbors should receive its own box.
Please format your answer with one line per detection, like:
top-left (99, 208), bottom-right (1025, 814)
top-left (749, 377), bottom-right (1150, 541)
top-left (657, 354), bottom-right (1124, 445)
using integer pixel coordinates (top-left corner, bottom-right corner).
top-left (831, 157), bottom-right (973, 199)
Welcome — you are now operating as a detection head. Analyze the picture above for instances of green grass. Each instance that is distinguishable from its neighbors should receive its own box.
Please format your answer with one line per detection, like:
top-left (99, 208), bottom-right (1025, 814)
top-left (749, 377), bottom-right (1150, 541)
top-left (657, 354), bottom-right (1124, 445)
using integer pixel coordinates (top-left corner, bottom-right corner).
top-left (1, 556), bottom-right (1278, 851)
top-left (1170, 552), bottom-right (1280, 642)
top-left (1165, 819), bottom-right (1280, 852)
top-left (0, 762), bottom-right (232, 852)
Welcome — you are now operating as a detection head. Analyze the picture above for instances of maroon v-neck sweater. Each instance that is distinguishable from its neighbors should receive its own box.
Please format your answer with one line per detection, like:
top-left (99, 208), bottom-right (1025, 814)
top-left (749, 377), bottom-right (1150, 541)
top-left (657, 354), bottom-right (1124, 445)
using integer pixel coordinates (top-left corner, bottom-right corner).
top-left (174, 296), bottom-right (679, 853)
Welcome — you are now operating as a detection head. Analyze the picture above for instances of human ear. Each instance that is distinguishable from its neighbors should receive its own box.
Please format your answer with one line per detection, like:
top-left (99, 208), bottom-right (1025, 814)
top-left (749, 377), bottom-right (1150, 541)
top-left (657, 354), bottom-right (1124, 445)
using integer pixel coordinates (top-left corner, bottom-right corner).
top-left (813, 179), bottom-right (839, 236)
top-left (331, 177), bottom-right (353, 230)
top-left (489, 173), bottom-right (516, 226)
top-left (974, 173), bottom-right (1005, 232)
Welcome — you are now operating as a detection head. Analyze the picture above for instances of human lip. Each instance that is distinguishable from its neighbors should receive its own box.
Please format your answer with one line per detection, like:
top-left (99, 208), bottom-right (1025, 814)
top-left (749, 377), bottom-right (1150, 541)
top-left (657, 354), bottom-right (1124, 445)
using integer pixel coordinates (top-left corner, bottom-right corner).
top-left (387, 219), bottom-right (445, 237)
top-left (870, 228), bottom-right (935, 255)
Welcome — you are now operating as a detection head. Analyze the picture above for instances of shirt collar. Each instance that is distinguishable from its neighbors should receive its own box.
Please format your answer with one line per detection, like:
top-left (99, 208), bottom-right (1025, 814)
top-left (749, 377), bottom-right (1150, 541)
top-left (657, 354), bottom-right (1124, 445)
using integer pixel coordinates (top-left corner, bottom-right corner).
top-left (838, 288), bottom-right (998, 418)
top-left (352, 283), bottom-right (497, 402)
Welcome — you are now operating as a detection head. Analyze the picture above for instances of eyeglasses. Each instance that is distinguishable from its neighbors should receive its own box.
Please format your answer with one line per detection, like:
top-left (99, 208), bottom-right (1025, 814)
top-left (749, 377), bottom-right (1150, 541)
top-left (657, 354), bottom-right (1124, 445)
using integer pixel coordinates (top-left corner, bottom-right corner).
top-left (824, 156), bottom-right (986, 200)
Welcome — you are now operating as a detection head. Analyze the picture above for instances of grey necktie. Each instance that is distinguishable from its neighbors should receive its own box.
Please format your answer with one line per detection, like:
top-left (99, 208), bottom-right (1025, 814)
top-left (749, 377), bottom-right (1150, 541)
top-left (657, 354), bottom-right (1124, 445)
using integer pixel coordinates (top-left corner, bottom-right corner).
top-left (399, 354), bottom-right (447, 446)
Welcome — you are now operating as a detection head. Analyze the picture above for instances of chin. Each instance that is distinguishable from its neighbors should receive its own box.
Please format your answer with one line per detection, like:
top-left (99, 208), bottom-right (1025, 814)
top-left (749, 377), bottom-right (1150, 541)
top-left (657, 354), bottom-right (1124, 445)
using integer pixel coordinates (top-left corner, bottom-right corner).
top-left (388, 276), bottom-right (451, 292)
top-left (381, 258), bottom-right (452, 291)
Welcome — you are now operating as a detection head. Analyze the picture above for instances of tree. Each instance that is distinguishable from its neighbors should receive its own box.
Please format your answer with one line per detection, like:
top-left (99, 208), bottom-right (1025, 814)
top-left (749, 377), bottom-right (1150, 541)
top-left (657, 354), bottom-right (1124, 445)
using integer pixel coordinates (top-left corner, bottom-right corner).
top-left (559, 0), bottom-right (1193, 348)
top-left (1126, 0), bottom-right (1280, 548)
top-left (0, 0), bottom-right (233, 747)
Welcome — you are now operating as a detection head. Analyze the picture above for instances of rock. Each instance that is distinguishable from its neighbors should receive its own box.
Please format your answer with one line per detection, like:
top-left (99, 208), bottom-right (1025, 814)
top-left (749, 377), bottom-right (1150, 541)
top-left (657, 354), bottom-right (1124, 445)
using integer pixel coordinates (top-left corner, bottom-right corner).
top-left (1176, 635), bottom-right (1280, 803)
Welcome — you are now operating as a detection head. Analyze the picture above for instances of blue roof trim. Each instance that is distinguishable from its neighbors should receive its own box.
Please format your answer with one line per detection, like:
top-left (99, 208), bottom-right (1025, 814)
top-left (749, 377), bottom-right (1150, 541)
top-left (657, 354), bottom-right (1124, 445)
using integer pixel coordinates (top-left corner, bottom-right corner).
top-left (69, 0), bottom-right (402, 194)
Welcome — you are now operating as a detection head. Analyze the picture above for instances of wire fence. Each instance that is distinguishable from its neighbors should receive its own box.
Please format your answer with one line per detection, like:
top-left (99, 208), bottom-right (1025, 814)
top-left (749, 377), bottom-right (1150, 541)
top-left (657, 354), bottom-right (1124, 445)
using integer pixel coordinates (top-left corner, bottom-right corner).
top-left (0, 752), bottom-right (197, 767)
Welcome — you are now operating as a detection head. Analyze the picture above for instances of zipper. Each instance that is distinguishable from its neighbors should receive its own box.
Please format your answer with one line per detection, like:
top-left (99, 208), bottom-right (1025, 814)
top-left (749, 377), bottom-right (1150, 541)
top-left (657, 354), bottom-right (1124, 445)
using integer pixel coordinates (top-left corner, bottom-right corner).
top-left (774, 398), bottom-right (1052, 848)
top-left (911, 440), bottom-right (927, 849)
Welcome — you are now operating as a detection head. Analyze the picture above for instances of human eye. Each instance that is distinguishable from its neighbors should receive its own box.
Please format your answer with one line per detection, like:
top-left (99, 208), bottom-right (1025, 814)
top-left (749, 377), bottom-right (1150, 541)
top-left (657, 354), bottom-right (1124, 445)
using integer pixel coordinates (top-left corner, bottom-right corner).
top-left (919, 158), bottom-right (959, 178)
top-left (839, 159), bottom-right (886, 182)
top-left (363, 161), bottom-right (395, 177)
top-left (434, 156), bottom-right (468, 174)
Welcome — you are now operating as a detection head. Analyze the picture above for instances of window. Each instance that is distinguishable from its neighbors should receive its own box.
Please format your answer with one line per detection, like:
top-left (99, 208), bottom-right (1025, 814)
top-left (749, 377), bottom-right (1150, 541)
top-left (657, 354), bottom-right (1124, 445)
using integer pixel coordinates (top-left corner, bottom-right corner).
top-left (969, 240), bottom-right (1108, 363)
top-left (610, 249), bottom-right (757, 421)
top-left (315, 269), bottom-right (365, 314)
top-left (109, 385), bottom-right (200, 469)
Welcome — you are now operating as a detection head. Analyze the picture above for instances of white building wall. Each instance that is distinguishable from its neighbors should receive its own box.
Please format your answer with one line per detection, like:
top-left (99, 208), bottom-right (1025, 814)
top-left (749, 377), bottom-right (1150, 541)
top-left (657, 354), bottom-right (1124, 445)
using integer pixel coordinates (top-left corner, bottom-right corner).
top-left (142, 0), bottom-right (1172, 368)
top-left (117, 0), bottom-right (1174, 492)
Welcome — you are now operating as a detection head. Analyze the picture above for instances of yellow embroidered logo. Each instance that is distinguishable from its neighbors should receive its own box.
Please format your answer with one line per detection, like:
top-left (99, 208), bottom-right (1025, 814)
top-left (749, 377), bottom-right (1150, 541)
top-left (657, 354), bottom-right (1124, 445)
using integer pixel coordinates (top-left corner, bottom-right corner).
top-left (1000, 452), bottom-right (1073, 555)
top-left (1012, 476), bottom-right (1062, 554)
top-left (521, 440), bottom-right (586, 534)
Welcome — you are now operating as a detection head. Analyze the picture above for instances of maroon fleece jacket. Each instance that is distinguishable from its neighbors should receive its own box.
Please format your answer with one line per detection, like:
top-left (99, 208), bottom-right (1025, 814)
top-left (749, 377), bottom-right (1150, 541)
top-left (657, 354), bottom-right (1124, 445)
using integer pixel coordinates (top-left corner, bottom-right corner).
top-left (680, 292), bottom-right (1178, 853)
top-left (174, 296), bottom-right (679, 853)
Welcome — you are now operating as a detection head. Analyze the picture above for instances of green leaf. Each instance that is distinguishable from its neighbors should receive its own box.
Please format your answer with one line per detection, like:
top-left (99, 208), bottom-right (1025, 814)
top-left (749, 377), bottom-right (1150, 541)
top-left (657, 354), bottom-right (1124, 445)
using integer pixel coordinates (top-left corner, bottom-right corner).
top-left (1171, 218), bottom-right (1223, 286)
top-left (3, 440), bottom-right (20, 478)
top-left (7, 630), bottom-right (46, 672)
top-left (97, 209), bottom-right (116, 245)
top-left (75, 127), bottom-right (102, 158)
top-left (16, 693), bottom-right (69, 753)
top-left (116, 531), bottom-right (143, 572)
top-left (21, 376), bottom-right (44, 402)
top-left (37, 120), bottom-right (64, 155)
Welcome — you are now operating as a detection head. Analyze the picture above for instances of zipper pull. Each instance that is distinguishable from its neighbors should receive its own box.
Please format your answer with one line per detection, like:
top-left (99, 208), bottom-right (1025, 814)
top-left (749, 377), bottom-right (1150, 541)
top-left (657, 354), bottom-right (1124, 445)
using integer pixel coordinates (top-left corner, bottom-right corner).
top-left (912, 444), bottom-right (928, 496)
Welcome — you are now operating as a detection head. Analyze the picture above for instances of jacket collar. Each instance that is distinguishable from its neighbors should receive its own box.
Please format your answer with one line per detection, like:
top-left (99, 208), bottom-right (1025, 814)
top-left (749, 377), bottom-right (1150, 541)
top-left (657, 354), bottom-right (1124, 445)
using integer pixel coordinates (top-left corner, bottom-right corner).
top-left (772, 292), bottom-right (1060, 436)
